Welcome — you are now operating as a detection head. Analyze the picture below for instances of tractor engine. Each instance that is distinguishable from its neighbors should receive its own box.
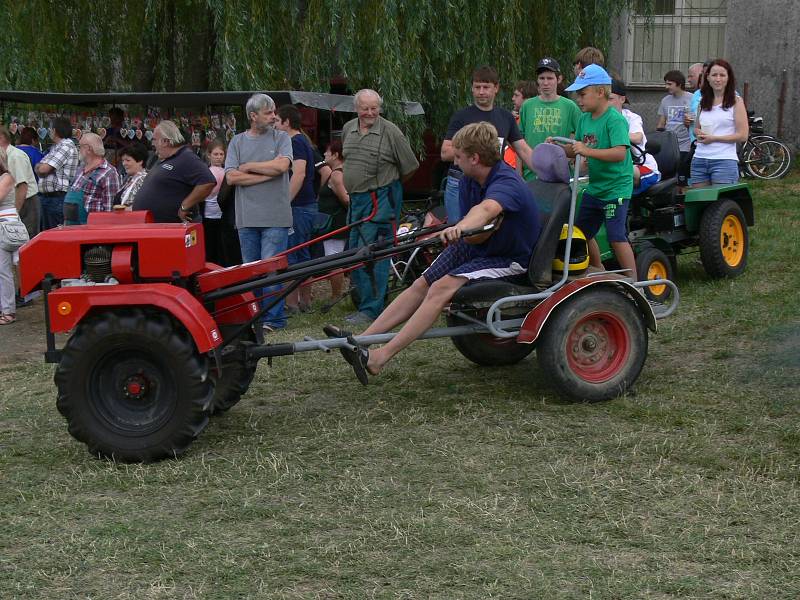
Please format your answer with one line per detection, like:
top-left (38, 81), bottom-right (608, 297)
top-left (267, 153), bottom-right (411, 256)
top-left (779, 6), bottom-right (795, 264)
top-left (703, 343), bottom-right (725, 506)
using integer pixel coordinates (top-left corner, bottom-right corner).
top-left (18, 211), bottom-right (206, 296)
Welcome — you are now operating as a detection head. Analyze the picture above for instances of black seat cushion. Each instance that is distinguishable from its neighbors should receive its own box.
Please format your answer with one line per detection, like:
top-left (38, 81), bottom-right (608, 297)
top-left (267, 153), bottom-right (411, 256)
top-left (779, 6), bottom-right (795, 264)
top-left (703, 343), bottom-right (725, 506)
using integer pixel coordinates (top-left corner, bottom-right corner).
top-left (451, 278), bottom-right (539, 308)
top-left (645, 130), bottom-right (680, 179)
top-left (526, 179), bottom-right (571, 286)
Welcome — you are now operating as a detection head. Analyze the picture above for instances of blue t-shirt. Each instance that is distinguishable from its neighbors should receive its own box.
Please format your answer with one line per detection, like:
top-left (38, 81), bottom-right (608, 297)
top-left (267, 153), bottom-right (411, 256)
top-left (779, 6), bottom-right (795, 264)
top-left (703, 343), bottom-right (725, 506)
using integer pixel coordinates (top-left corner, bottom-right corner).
top-left (18, 145), bottom-right (44, 179)
top-left (459, 161), bottom-right (540, 265)
top-left (290, 133), bottom-right (317, 207)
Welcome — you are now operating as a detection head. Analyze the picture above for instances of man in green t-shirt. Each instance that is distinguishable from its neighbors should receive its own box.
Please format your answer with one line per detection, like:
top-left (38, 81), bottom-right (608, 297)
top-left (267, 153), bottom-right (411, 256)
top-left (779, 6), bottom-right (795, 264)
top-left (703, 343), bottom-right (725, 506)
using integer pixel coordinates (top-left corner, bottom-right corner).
top-left (518, 57), bottom-right (581, 181)
top-left (559, 64), bottom-right (637, 280)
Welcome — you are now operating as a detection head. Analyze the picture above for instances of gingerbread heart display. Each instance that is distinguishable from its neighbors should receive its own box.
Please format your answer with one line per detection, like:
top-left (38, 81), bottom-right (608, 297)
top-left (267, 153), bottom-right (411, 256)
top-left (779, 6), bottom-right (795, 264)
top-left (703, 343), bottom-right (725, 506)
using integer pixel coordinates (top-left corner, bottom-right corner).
top-left (119, 128), bottom-right (128, 138)
top-left (145, 130), bottom-right (154, 141)
top-left (135, 129), bottom-right (143, 140)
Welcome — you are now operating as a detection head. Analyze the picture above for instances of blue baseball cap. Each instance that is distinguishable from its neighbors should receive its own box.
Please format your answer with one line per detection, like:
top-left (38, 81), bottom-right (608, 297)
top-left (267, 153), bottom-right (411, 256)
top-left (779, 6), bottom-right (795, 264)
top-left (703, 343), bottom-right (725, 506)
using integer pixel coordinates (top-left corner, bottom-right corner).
top-left (565, 64), bottom-right (612, 92)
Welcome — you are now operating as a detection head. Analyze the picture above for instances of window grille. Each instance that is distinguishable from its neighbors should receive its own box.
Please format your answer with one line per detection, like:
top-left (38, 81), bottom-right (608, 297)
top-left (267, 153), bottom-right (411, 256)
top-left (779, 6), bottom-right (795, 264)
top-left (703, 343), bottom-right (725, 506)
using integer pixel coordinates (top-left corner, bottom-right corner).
top-left (625, 0), bottom-right (727, 84)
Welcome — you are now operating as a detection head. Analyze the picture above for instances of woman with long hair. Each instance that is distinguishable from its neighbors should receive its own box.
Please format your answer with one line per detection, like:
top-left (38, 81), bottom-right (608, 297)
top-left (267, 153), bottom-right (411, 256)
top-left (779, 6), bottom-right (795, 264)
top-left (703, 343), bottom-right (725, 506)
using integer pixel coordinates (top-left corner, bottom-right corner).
top-left (690, 59), bottom-right (748, 187)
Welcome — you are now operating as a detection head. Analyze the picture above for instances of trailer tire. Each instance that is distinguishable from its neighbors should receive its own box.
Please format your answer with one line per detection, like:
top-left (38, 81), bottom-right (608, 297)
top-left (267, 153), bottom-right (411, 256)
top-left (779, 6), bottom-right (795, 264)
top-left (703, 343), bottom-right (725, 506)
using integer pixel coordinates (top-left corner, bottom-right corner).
top-left (699, 199), bottom-right (749, 278)
top-left (447, 311), bottom-right (535, 366)
top-left (55, 308), bottom-right (213, 462)
top-left (537, 288), bottom-right (647, 402)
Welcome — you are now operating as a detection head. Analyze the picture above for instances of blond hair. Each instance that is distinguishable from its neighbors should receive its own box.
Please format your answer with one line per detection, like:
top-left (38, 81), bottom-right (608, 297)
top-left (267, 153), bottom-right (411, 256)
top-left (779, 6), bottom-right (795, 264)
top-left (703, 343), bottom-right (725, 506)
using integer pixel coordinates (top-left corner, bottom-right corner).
top-left (451, 122), bottom-right (500, 167)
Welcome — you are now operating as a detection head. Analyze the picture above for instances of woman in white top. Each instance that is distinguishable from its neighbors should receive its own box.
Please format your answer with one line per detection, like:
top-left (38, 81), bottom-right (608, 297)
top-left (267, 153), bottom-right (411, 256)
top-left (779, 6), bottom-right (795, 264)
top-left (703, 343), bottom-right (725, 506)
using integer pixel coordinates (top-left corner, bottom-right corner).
top-left (0, 148), bottom-right (20, 324)
top-left (690, 59), bottom-right (748, 187)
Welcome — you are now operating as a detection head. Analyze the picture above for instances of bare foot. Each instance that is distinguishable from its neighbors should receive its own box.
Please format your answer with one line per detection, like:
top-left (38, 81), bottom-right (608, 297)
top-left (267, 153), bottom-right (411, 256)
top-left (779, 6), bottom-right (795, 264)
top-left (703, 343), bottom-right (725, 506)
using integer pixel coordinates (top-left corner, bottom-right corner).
top-left (366, 348), bottom-right (385, 375)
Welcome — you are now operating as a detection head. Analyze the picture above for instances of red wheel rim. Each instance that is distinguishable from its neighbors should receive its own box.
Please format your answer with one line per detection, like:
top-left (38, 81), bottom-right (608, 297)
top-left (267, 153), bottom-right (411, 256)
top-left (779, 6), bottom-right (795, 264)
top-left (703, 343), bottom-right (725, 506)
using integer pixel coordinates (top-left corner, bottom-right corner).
top-left (565, 311), bottom-right (630, 383)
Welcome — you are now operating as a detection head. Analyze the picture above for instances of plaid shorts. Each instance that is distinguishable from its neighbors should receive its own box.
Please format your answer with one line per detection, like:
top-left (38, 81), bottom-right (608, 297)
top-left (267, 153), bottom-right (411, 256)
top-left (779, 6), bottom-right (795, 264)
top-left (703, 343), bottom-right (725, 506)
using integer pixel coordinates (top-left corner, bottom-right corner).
top-left (422, 241), bottom-right (526, 285)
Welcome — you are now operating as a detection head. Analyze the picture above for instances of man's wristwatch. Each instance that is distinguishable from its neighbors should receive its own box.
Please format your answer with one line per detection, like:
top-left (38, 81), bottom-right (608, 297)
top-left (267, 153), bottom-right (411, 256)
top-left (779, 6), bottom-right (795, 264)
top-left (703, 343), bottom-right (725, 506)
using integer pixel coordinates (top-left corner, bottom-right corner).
top-left (180, 204), bottom-right (189, 212)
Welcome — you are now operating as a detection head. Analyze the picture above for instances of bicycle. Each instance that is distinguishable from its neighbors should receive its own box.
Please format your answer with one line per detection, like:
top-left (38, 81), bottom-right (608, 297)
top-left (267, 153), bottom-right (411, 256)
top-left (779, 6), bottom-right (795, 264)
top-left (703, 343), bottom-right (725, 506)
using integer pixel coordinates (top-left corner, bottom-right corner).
top-left (739, 112), bottom-right (792, 180)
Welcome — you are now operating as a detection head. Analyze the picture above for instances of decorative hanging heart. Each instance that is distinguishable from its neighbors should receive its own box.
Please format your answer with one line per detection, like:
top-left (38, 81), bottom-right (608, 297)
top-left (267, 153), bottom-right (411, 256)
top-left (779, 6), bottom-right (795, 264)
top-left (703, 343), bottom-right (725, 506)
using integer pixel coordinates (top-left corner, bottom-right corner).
top-left (9, 123), bottom-right (18, 135)
top-left (37, 127), bottom-right (48, 140)
top-left (75, 128), bottom-right (83, 140)
top-left (97, 127), bottom-right (107, 140)
top-left (206, 130), bottom-right (216, 141)
top-left (119, 128), bottom-right (128, 138)
top-left (72, 128), bottom-right (78, 138)
top-left (226, 129), bottom-right (234, 141)
top-left (128, 129), bottom-right (136, 139)
top-left (135, 129), bottom-right (143, 140)
top-left (145, 130), bottom-right (154, 141)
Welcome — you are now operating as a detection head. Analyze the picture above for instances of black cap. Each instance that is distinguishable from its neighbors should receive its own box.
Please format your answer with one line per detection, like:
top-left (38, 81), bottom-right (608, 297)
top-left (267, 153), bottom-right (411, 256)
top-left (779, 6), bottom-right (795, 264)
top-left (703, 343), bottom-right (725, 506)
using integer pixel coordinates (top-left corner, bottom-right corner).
top-left (611, 79), bottom-right (627, 97)
top-left (536, 57), bottom-right (561, 74)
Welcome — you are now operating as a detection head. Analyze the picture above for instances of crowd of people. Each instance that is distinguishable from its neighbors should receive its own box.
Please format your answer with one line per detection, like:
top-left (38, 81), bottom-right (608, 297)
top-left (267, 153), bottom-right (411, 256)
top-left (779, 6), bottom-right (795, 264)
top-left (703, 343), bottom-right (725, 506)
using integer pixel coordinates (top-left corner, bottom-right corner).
top-left (0, 47), bottom-right (747, 375)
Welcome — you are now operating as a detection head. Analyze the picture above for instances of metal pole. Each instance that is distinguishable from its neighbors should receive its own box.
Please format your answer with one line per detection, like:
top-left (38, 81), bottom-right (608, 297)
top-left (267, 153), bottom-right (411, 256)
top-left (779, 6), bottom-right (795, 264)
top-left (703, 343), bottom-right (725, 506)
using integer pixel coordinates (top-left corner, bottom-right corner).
top-left (777, 69), bottom-right (787, 139)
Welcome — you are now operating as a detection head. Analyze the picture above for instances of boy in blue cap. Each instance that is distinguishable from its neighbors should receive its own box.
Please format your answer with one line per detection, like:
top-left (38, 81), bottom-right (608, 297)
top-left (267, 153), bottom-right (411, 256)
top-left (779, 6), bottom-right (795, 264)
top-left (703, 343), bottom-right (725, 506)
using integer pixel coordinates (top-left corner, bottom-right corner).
top-left (558, 64), bottom-right (637, 279)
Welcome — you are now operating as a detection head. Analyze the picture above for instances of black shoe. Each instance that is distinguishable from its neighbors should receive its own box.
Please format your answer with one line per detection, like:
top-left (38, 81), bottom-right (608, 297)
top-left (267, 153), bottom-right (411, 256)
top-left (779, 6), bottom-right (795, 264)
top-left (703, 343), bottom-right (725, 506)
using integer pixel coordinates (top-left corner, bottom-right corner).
top-left (344, 336), bottom-right (369, 386)
top-left (323, 325), bottom-right (355, 365)
top-left (15, 296), bottom-right (32, 308)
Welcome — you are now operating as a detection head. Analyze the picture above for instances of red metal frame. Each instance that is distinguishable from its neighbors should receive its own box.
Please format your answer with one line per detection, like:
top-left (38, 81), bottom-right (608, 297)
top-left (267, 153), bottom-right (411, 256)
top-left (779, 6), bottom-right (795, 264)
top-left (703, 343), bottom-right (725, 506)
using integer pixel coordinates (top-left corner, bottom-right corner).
top-left (47, 283), bottom-right (222, 352)
top-left (517, 274), bottom-right (656, 345)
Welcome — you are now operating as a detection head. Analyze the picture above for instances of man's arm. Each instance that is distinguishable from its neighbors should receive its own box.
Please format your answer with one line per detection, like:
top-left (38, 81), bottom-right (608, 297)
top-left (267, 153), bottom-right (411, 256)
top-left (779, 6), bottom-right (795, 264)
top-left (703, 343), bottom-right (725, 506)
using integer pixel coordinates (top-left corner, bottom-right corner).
top-left (239, 156), bottom-right (291, 177)
top-left (288, 158), bottom-right (307, 200)
top-left (36, 162), bottom-right (54, 176)
top-left (225, 169), bottom-right (271, 186)
top-left (177, 183), bottom-right (215, 219)
top-left (440, 139), bottom-right (455, 162)
top-left (440, 198), bottom-right (503, 245)
top-left (656, 115), bottom-right (667, 130)
top-left (14, 182), bottom-right (28, 212)
top-left (510, 139), bottom-right (535, 174)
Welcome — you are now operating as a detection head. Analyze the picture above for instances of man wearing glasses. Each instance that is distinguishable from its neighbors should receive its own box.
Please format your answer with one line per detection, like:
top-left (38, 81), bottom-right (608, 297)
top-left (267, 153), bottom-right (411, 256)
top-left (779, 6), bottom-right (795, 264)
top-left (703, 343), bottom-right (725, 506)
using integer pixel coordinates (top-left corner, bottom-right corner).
top-left (133, 120), bottom-right (215, 223)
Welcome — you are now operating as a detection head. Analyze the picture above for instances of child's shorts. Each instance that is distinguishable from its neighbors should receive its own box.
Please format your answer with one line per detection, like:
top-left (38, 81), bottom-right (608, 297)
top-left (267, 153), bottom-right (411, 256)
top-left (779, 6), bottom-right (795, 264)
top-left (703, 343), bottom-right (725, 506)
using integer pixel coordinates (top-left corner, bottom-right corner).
top-left (576, 192), bottom-right (630, 243)
top-left (634, 167), bottom-right (660, 196)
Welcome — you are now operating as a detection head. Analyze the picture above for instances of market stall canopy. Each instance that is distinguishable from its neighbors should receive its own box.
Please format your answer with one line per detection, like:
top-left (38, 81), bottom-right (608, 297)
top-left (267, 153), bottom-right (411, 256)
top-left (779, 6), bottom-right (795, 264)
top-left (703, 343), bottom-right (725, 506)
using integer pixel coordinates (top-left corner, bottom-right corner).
top-left (0, 90), bottom-right (424, 116)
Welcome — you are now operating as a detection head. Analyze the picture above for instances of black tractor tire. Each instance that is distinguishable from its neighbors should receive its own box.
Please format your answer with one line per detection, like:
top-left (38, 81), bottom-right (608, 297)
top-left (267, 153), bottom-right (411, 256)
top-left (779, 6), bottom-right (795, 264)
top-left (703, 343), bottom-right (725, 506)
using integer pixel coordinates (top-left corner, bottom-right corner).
top-left (210, 329), bottom-right (257, 415)
top-left (447, 310), bottom-right (535, 366)
top-left (54, 308), bottom-right (214, 462)
top-left (537, 287), bottom-right (648, 402)
top-left (635, 245), bottom-right (675, 303)
top-left (699, 199), bottom-right (749, 278)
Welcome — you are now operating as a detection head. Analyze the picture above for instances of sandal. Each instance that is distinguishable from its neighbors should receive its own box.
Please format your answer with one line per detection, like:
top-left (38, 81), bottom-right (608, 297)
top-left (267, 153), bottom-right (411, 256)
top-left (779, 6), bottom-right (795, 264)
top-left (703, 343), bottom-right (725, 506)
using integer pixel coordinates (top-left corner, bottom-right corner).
top-left (0, 314), bottom-right (16, 325)
top-left (323, 324), bottom-right (355, 366)
top-left (343, 336), bottom-right (370, 386)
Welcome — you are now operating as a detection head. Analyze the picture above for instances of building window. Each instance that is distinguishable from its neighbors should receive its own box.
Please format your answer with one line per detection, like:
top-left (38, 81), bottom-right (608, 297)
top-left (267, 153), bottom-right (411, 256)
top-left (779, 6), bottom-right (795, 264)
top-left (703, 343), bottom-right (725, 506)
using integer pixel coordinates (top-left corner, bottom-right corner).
top-left (625, 0), bottom-right (727, 84)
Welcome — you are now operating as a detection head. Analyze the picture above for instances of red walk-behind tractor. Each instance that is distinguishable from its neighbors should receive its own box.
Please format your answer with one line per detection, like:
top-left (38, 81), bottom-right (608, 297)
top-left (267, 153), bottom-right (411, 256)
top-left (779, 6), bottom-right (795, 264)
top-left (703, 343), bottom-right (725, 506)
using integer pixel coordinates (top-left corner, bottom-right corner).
top-left (19, 145), bottom-right (679, 462)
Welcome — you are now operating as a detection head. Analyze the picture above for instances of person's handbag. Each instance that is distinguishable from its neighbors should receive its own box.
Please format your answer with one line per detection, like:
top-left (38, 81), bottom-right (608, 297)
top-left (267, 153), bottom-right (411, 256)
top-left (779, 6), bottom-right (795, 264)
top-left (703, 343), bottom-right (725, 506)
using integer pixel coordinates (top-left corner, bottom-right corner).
top-left (0, 219), bottom-right (30, 252)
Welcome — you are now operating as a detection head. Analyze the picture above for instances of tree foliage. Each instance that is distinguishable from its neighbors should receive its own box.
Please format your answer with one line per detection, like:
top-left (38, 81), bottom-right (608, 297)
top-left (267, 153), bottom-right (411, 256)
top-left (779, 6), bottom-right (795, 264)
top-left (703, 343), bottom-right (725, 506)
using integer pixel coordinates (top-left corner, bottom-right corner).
top-left (0, 0), bottom-right (646, 141)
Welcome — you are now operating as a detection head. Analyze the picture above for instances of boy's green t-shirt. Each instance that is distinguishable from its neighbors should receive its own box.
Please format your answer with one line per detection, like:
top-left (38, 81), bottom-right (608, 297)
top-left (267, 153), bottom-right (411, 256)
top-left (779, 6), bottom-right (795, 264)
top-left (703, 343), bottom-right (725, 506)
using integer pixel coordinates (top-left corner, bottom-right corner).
top-left (519, 95), bottom-right (581, 180)
top-left (575, 106), bottom-right (633, 201)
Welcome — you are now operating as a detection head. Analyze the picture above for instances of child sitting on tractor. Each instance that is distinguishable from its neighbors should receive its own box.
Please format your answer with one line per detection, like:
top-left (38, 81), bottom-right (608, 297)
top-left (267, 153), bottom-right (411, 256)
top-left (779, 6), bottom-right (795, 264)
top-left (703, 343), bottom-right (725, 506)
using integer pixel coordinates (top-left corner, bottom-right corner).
top-left (557, 64), bottom-right (637, 280)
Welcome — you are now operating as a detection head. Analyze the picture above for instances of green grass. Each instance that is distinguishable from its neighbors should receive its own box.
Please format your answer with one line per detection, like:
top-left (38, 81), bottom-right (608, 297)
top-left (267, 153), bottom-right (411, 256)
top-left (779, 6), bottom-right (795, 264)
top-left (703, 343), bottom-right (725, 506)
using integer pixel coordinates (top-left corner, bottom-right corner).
top-left (2, 173), bottom-right (800, 598)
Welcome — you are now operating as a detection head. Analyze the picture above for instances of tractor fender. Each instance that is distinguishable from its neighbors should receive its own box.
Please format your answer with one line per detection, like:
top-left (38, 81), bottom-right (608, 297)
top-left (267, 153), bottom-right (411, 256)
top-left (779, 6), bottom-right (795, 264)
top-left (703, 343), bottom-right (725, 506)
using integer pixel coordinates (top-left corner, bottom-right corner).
top-left (517, 274), bottom-right (657, 345)
top-left (47, 283), bottom-right (222, 353)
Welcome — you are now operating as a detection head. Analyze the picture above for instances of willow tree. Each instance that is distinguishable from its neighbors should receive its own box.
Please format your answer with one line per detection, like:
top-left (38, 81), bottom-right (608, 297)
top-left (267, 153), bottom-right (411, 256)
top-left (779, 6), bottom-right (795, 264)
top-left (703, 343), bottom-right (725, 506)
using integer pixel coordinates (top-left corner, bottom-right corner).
top-left (0, 0), bottom-right (647, 141)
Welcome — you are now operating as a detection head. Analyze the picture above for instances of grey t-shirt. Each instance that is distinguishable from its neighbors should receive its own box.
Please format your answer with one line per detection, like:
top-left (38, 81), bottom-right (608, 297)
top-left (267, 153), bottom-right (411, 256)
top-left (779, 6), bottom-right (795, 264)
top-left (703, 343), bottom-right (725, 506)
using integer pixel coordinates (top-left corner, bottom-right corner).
top-left (224, 128), bottom-right (293, 228)
top-left (657, 92), bottom-right (693, 152)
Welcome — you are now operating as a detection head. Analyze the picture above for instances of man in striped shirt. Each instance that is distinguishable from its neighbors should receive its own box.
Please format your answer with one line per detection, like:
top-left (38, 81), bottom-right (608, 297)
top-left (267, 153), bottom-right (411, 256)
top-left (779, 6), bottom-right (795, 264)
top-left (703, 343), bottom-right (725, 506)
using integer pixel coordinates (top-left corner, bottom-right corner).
top-left (36, 117), bottom-right (79, 230)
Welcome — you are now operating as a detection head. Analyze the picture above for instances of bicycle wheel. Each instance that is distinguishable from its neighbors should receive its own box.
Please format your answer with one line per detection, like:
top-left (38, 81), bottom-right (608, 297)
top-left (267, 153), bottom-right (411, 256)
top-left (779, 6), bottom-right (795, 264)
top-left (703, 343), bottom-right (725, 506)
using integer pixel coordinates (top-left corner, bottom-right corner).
top-left (744, 138), bottom-right (793, 179)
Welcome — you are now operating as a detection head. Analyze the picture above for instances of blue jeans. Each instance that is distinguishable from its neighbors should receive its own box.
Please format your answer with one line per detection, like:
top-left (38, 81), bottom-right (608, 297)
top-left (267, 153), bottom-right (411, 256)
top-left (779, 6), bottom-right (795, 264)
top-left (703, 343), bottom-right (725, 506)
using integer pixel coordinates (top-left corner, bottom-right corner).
top-left (348, 180), bottom-right (403, 319)
top-left (40, 193), bottom-right (65, 230)
top-left (689, 157), bottom-right (739, 186)
top-left (287, 205), bottom-right (317, 266)
top-left (444, 174), bottom-right (462, 224)
top-left (238, 226), bottom-right (289, 328)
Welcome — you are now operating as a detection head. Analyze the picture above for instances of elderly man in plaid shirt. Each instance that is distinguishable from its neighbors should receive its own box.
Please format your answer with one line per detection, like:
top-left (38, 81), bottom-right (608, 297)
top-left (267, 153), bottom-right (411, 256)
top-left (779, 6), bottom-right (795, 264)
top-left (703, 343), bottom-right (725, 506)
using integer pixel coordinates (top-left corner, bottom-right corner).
top-left (36, 117), bottom-right (79, 229)
top-left (68, 132), bottom-right (121, 216)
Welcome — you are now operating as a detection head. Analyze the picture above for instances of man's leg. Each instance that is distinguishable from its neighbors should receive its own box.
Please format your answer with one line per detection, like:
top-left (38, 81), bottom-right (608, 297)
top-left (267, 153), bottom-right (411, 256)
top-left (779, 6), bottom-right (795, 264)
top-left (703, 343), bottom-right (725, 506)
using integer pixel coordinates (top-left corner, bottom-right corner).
top-left (360, 276), bottom-right (431, 336)
top-left (260, 226), bottom-right (289, 329)
top-left (348, 191), bottom-right (382, 319)
top-left (367, 275), bottom-right (467, 374)
top-left (19, 194), bottom-right (40, 239)
top-left (40, 193), bottom-right (65, 230)
top-left (238, 227), bottom-right (268, 323)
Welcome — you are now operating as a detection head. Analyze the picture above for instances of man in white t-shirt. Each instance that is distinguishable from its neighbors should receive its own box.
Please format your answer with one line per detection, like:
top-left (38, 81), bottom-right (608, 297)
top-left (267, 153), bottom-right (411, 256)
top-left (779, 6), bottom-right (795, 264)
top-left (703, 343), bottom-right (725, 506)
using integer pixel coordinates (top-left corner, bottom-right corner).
top-left (610, 80), bottom-right (660, 195)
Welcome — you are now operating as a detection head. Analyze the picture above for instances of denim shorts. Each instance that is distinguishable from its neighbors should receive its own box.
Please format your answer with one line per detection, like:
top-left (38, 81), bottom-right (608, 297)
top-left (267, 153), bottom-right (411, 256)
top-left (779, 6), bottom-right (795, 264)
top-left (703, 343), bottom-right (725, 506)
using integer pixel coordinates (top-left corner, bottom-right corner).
top-left (576, 192), bottom-right (630, 243)
top-left (689, 157), bottom-right (739, 186)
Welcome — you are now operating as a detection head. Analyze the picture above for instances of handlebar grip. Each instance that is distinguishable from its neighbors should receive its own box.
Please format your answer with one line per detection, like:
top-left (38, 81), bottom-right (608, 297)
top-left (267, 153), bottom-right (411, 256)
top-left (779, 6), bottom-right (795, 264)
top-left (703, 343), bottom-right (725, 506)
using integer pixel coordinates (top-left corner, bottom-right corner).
top-left (550, 136), bottom-right (574, 145)
top-left (461, 222), bottom-right (496, 238)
